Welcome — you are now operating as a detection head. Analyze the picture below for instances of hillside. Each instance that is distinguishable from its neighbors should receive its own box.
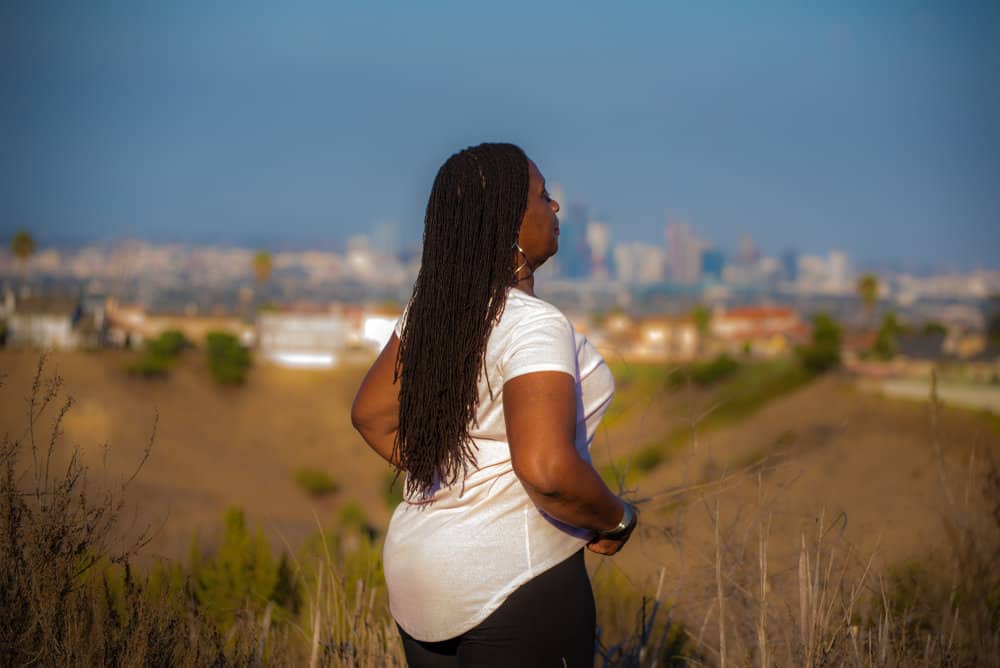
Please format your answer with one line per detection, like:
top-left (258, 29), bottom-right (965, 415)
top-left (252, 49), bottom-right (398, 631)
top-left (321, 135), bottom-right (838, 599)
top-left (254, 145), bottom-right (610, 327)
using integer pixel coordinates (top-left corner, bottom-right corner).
top-left (3, 348), bottom-right (997, 578)
top-left (0, 349), bottom-right (389, 563)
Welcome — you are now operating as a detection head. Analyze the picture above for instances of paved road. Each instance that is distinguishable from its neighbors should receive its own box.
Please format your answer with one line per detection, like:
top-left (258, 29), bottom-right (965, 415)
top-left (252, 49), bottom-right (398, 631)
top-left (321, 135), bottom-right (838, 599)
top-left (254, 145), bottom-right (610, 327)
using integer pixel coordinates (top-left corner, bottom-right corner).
top-left (877, 378), bottom-right (1000, 414)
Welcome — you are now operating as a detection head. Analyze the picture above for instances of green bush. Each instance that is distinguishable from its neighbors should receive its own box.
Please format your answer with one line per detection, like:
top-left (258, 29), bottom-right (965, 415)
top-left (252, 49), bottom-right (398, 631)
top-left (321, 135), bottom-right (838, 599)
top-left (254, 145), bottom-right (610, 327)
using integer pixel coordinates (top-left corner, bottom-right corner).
top-left (796, 312), bottom-right (842, 374)
top-left (205, 331), bottom-right (251, 385)
top-left (126, 330), bottom-right (191, 378)
top-left (147, 329), bottom-right (189, 357)
top-left (691, 353), bottom-right (740, 385)
top-left (293, 467), bottom-right (339, 498)
top-left (668, 354), bottom-right (741, 389)
top-left (186, 508), bottom-right (299, 627)
top-left (870, 312), bottom-right (906, 360)
top-left (126, 352), bottom-right (172, 378)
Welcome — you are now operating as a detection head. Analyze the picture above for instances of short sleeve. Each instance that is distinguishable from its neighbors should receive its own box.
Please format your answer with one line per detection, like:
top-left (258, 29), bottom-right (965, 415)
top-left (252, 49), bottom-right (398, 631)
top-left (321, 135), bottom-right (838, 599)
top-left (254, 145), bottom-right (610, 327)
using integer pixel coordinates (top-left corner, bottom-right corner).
top-left (501, 310), bottom-right (578, 382)
top-left (393, 303), bottom-right (410, 338)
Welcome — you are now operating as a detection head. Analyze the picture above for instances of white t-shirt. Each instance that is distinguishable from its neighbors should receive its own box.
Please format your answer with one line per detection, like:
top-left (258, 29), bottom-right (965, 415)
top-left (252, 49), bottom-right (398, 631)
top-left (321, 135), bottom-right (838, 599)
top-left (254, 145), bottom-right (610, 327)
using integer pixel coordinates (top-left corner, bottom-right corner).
top-left (383, 289), bottom-right (615, 642)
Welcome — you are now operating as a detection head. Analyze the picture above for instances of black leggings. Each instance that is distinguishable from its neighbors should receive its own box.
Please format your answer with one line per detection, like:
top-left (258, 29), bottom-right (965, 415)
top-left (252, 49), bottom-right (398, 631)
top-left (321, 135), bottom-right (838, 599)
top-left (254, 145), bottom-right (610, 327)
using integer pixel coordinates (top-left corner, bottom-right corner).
top-left (398, 549), bottom-right (595, 667)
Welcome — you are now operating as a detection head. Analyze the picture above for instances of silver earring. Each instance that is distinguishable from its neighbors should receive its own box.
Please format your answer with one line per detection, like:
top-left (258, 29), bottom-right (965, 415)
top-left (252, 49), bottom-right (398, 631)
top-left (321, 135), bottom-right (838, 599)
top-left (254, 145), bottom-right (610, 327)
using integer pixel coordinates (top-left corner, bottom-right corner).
top-left (512, 242), bottom-right (533, 279)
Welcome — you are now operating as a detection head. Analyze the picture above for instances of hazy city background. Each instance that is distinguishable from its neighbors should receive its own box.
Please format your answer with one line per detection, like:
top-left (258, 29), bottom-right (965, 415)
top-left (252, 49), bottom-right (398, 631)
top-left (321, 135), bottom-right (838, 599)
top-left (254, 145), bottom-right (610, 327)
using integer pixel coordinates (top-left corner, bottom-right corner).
top-left (2, 4), bottom-right (999, 664)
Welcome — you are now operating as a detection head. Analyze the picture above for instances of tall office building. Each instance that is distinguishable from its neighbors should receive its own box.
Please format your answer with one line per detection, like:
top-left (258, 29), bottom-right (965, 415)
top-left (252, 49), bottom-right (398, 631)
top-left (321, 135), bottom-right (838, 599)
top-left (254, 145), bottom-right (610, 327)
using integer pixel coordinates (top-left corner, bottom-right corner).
top-left (701, 248), bottom-right (725, 281)
top-left (780, 248), bottom-right (798, 282)
top-left (665, 221), bottom-right (706, 284)
top-left (586, 221), bottom-right (611, 280)
top-left (738, 235), bottom-right (760, 266)
top-left (614, 242), bottom-right (665, 284)
top-left (828, 250), bottom-right (851, 292)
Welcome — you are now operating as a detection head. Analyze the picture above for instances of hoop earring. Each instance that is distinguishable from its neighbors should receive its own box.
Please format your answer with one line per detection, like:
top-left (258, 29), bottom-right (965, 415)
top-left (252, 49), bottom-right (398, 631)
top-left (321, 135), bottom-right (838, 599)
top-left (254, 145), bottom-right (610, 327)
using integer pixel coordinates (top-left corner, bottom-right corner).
top-left (512, 242), bottom-right (533, 281)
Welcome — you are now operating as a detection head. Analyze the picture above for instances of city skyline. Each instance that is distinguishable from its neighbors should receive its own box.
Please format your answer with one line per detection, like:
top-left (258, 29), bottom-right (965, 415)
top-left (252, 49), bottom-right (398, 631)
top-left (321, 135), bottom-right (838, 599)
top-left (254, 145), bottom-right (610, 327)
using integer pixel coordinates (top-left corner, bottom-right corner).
top-left (3, 3), bottom-right (998, 268)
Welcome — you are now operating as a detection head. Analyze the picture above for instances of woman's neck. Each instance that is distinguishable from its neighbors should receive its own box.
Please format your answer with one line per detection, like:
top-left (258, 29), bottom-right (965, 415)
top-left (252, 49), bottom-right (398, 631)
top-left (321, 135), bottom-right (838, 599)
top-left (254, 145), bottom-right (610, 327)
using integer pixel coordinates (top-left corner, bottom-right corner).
top-left (512, 274), bottom-right (535, 297)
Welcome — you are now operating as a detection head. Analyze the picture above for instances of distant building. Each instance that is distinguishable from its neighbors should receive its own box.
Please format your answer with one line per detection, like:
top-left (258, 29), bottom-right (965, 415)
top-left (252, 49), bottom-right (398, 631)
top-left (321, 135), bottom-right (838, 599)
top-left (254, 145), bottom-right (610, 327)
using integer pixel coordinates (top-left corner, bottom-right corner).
top-left (828, 251), bottom-right (851, 292)
top-left (795, 251), bottom-right (854, 295)
top-left (713, 306), bottom-right (806, 357)
top-left (4, 292), bottom-right (104, 350)
top-left (634, 316), bottom-right (698, 361)
top-left (256, 303), bottom-right (402, 369)
top-left (586, 221), bottom-right (612, 280)
top-left (105, 301), bottom-right (254, 349)
top-left (737, 235), bottom-right (760, 266)
top-left (665, 222), bottom-right (706, 284)
top-left (257, 308), bottom-right (351, 369)
top-left (780, 249), bottom-right (798, 282)
top-left (701, 248), bottom-right (725, 281)
top-left (613, 242), bottom-right (665, 285)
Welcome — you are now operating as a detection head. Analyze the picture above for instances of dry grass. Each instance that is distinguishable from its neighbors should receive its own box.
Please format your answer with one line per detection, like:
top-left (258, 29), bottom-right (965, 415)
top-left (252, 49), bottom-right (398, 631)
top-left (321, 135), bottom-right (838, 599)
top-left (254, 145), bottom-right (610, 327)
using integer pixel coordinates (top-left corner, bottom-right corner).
top-left (592, 368), bottom-right (1000, 667)
top-left (3, 350), bottom-right (999, 666)
top-left (0, 354), bottom-right (404, 666)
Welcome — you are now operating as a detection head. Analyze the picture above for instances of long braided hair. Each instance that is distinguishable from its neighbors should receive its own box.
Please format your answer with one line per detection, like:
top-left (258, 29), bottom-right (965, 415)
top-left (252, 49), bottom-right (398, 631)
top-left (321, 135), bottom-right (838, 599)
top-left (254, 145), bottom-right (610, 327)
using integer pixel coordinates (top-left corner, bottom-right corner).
top-left (394, 142), bottom-right (530, 498)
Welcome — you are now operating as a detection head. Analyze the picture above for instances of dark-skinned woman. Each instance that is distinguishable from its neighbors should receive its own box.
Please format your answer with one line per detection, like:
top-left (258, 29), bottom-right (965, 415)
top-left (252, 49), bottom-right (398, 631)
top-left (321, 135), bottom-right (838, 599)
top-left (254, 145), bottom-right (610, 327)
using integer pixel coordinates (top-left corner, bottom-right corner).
top-left (351, 142), bottom-right (637, 667)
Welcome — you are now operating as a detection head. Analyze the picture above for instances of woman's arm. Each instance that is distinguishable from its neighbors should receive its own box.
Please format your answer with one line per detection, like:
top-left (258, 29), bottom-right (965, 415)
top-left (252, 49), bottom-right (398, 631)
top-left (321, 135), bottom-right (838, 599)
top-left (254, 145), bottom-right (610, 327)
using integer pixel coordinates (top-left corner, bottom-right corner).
top-left (351, 333), bottom-right (402, 465)
top-left (503, 371), bottom-right (635, 555)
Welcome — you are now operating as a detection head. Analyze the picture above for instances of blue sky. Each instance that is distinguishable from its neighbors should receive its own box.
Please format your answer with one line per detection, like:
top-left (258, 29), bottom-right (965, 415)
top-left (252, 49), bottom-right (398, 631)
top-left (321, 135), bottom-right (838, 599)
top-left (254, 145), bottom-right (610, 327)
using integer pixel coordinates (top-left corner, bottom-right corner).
top-left (2, 1), bottom-right (998, 267)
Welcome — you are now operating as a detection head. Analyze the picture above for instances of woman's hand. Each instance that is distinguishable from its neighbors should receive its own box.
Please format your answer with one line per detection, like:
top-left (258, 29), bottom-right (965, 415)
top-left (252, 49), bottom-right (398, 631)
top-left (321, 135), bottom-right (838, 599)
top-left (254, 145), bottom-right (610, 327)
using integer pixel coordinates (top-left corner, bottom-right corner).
top-left (586, 533), bottom-right (632, 556)
top-left (586, 503), bottom-right (637, 555)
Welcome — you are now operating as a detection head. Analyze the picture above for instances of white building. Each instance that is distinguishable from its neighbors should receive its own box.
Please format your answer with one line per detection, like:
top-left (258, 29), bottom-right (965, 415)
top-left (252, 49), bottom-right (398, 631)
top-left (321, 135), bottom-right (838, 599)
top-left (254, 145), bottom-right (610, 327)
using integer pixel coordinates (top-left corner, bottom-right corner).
top-left (613, 242), bottom-right (665, 284)
top-left (586, 221), bottom-right (611, 280)
top-left (257, 309), bottom-right (352, 369)
top-left (5, 293), bottom-right (103, 350)
top-left (665, 222), bottom-right (706, 284)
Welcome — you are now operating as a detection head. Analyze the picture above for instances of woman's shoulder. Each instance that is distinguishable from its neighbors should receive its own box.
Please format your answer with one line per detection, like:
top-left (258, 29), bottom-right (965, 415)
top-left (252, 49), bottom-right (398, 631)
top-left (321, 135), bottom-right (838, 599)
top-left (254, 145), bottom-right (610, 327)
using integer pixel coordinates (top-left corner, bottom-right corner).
top-left (499, 291), bottom-right (577, 343)
top-left (504, 289), bottom-right (570, 322)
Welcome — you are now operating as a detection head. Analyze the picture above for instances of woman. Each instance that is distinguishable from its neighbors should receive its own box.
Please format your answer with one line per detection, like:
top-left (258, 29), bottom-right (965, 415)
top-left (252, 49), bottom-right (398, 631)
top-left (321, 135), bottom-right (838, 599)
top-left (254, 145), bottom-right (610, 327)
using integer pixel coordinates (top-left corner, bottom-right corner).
top-left (351, 142), bottom-right (637, 666)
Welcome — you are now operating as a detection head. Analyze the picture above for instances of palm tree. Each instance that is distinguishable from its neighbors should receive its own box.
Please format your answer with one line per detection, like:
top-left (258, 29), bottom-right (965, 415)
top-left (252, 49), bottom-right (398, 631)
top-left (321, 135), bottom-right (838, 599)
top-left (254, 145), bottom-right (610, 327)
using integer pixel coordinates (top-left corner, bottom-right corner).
top-left (252, 250), bottom-right (273, 285)
top-left (10, 229), bottom-right (35, 288)
top-left (690, 303), bottom-right (712, 357)
top-left (856, 273), bottom-right (879, 329)
top-left (10, 229), bottom-right (35, 264)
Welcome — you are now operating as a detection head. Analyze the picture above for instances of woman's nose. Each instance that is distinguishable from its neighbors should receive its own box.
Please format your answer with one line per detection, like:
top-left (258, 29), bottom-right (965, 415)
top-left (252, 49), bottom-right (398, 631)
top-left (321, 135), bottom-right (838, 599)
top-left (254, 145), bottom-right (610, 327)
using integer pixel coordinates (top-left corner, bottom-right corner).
top-left (550, 198), bottom-right (560, 213)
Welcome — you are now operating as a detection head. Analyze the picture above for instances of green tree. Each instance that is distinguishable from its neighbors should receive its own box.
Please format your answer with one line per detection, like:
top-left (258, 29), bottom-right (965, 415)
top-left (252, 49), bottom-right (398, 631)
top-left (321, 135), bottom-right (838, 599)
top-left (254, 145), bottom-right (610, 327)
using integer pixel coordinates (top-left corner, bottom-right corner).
top-left (690, 303), bottom-right (712, 356)
top-left (10, 229), bottom-right (35, 284)
top-left (797, 312), bottom-right (842, 374)
top-left (857, 272), bottom-right (879, 328)
top-left (205, 331), bottom-right (251, 385)
top-left (922, 321), bottom-right (947, 336)
top-left (10, 229), bottom-right (35, 263)
top-left (188, 508), bottom-right (297, 627)
top-left (871, 312), bottom-right (906, 360)
top-left (126, 330), bottom-right (190, 379)
top-left (146, 329), bottom-right (189, 357)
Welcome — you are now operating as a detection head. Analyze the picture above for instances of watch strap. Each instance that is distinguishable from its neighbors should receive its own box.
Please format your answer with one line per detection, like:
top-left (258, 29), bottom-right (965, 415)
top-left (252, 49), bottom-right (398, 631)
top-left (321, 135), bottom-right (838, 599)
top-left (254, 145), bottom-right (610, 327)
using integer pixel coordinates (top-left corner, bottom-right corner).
top-left (599, 502), bottom-right (636, 540)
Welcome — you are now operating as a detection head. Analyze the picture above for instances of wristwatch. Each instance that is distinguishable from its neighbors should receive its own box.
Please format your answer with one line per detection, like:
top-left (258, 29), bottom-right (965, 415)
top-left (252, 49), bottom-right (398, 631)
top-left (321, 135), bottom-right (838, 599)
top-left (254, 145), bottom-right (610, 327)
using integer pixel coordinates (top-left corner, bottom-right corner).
top-left (599, 501), bottom-right (637, 540)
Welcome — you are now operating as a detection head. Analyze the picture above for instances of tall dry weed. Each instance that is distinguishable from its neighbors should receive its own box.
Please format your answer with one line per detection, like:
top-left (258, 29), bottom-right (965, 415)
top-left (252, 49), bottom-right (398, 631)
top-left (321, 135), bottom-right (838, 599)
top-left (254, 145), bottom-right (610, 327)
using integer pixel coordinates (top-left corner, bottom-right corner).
top-left (0, 355), bottom-right (405, 666)
top-left (597, 362), bottom-right (1000, 667)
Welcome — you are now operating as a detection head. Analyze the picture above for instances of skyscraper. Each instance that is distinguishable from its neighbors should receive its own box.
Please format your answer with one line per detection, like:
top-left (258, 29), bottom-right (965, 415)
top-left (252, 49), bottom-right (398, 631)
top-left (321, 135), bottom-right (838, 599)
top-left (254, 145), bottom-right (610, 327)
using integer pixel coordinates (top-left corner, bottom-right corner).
top-left (586, 221), bottom-right (611, 280)
top-left (738, 235), bottom-right (760, 266)
top-left (665, 221), bottom-right (705, 284)
top-left (701, 248), bottom-right (725, 281)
